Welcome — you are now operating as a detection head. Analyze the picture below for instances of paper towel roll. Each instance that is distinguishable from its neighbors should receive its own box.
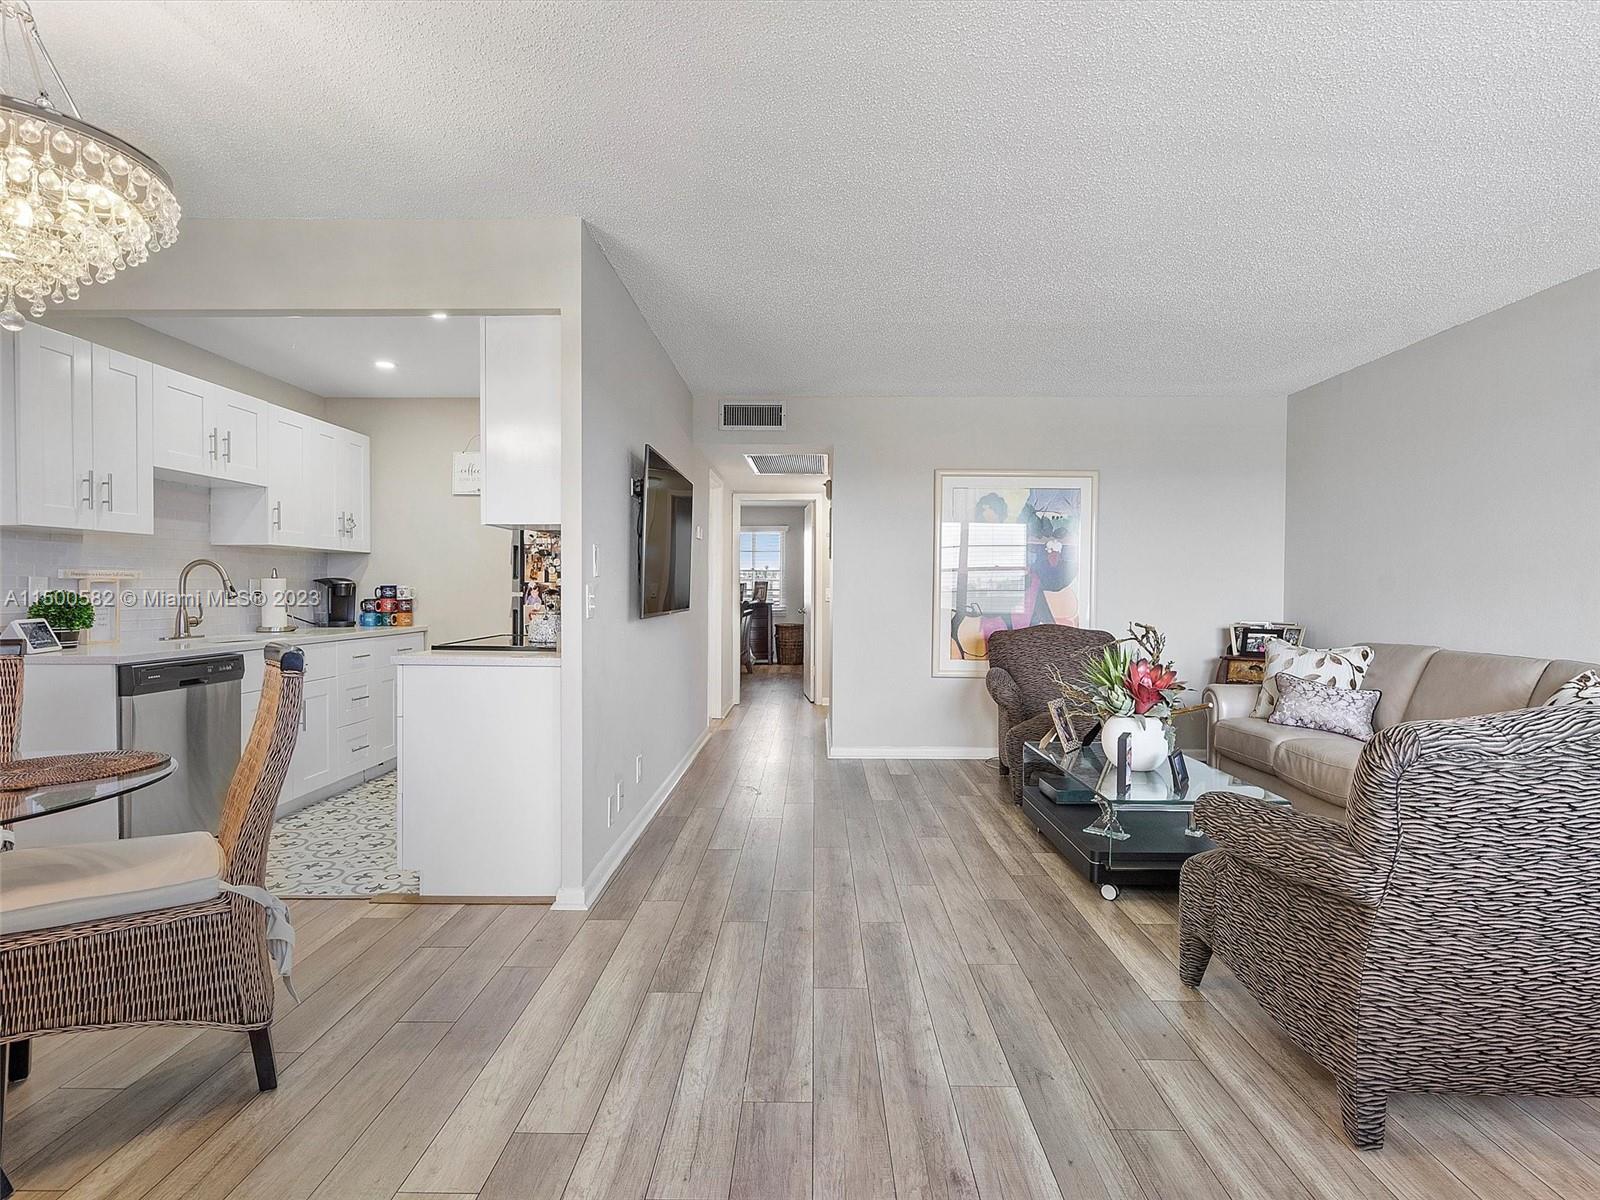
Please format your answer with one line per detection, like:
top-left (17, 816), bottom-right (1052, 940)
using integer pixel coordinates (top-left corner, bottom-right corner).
top-left (258, 573), bottom-right (292, 631)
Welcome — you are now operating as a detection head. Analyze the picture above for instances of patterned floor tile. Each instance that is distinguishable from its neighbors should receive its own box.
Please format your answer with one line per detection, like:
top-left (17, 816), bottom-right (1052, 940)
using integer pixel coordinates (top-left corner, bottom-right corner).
top-left (265, 771), bottom-right (419, 897)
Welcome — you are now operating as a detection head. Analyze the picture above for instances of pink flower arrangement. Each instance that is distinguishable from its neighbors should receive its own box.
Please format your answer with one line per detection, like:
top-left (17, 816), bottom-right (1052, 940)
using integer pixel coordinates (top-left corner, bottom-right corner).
top-left (1053, 622), bottom-right (1186, 724)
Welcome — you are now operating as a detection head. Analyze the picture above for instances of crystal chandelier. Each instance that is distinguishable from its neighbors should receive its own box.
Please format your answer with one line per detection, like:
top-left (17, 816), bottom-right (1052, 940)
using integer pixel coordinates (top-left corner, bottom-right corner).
top-left (0, 0), bottom-right (179, 331)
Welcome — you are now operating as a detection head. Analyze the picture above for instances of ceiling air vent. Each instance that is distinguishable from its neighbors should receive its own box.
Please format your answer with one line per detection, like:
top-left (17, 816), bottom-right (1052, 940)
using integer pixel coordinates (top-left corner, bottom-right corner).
top-left (720, 402), bottom-right (785, 430)
top-left (745, 453), bottom-right (829, 476)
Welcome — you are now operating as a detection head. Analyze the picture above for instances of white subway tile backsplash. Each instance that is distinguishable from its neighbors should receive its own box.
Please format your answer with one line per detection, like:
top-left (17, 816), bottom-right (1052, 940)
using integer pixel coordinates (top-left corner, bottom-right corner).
top-left (1, 480), bottom-right (330, 638)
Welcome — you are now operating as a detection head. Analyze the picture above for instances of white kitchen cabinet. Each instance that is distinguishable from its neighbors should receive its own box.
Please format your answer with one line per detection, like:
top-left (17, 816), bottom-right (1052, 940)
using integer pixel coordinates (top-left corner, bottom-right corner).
top-left (268, 409), bottom-right (311, 545)
top-left (155, 370), bottom-right (270, 489)
top-left (336, 431), bottom-right (370, 552)
top-left (481, 315), bottom-right (561, 528)
top-left (290, 675), bottom-right (335, 796)
top-left (213, 388), bottom-right (267, 486)
top-left (3, 325), bottom-right (91, 529)
top-left (152, 366), bottom-right (211, 478)
top-left (1, 327), bottom-right (153, 534)
top-left (89, 346), bottom-right (156, 533)
top-left (308, 421), bottom-right (340, 550)
top-left (212, 410), bottom-right (364, 553)
top-left (240, 632), bottom-right (422, 813)
top-left (371, 664), bottom-right (397, 761)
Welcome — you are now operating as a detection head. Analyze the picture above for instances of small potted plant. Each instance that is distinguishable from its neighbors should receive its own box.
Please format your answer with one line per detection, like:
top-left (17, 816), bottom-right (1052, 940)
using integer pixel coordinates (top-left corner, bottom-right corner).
top-left (1052, 622), bottom-right (1185, 771)
top-left (28, 589), bottom-right (96, 647)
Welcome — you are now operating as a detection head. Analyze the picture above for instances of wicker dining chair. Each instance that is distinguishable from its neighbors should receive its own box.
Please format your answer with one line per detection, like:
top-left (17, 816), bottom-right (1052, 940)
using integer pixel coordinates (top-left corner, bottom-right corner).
top-left (0, 643), bottom-right (304, 1192)
top-left (0, 643), bottom-right (21, 764)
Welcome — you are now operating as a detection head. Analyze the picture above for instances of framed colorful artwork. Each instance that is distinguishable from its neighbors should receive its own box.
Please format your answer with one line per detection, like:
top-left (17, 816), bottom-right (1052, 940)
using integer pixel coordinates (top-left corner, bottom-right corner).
top-left (932, 470), bottom-right (1097, 678)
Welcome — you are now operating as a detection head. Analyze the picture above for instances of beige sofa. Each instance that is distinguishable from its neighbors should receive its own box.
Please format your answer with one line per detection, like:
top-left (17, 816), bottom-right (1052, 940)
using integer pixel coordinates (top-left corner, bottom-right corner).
top-left (1206, 643), bottom-right (1598, 818)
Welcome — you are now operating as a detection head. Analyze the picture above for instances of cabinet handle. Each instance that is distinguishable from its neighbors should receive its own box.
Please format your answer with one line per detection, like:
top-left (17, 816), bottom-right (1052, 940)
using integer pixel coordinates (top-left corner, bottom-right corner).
top-left (222, 431), bottom-right (232, 464)
top-left (351, 744), bottom-right (370, 754)
top-left (81, 472), bottom-right (94, 508)
top-left (336, 510), bottom-right (345, 536)
top-left (351, 690), bottom-right (370, 701)
top-left (100, 473), bottom-right (114, 510)
top-left (272, 500), bottom-right (282, 530)
top-left (209, 427), bottom-right (218, 462)
top-left (300, 705), bottom-right (307, 733)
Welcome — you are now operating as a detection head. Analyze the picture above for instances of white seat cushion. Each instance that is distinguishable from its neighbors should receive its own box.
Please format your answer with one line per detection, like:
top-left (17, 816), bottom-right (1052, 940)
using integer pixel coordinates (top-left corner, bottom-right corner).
top-left (0, 831), bottom-right (223, 936)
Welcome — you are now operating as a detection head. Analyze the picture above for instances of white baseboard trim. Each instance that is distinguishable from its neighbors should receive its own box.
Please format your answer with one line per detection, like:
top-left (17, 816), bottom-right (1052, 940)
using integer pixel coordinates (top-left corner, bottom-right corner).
top-left (557, 723), bottom-right (713, 911)
top-left (828, 744), bottom-right (994, 760)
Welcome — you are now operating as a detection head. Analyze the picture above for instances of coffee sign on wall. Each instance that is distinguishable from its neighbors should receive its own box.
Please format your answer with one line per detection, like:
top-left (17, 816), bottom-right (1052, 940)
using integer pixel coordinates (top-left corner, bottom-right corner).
top-left (452, 451), bottom-right (483, 495)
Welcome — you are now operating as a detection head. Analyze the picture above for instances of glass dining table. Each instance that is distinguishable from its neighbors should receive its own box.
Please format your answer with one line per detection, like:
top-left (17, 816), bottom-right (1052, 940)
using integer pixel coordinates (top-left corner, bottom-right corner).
top-left (0, 757), bottom-right (176, 828)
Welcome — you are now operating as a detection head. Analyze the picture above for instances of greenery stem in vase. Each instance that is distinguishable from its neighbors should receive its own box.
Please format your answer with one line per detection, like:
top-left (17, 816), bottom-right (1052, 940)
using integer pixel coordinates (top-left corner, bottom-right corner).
top-left (27, 590), bottom-right (97, 646)
top-left (1050, 622), bottom-right (1186, 770)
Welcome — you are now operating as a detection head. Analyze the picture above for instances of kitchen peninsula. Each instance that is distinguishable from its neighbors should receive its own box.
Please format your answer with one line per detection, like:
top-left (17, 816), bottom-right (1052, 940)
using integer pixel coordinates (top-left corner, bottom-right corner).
top-left (395, 647), bottom-right (561, 899)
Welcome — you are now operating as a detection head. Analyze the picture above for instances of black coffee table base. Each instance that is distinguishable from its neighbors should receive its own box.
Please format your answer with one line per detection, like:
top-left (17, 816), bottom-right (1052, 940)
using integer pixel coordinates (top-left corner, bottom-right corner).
top-left (1020, 778), bottom-right (1213, 900)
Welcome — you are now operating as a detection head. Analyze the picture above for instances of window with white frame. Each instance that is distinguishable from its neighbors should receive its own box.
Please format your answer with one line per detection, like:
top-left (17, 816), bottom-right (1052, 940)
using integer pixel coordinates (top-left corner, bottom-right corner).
top-left (739, 527), bottom-right (784, 610)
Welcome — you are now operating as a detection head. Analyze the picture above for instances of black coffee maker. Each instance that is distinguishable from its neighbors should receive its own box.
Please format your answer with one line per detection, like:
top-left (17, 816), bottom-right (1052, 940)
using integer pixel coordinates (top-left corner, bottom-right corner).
top-left (314, 577), bottom-right (359, 627)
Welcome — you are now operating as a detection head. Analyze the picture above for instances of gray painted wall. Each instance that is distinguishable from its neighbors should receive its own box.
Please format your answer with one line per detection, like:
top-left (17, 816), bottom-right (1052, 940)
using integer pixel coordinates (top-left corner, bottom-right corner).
top-left (697, 391), bottom-right (1288, 755)
top-left (1285, 267), bottom-right (1600, 661)
top-left (323, 396), bottom-right (511, 646)
top-left (579, 228), bottom-right (709, 880)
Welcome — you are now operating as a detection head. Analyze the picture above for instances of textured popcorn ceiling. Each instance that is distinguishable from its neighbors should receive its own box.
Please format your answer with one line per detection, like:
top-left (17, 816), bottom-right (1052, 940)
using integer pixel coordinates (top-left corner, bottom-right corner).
top-left (27, 0), bottom-right (1600, 397)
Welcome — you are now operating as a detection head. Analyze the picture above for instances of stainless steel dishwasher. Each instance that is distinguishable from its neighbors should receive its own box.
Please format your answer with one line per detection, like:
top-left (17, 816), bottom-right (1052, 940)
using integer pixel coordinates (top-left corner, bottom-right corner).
top-left (117, 653), bottom-right (245, 837)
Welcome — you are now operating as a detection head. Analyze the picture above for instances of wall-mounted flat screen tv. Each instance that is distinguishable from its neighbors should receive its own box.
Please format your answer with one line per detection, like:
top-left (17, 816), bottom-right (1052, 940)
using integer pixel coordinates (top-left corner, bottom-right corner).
top-left (639, 445), bottom-right (694, 618)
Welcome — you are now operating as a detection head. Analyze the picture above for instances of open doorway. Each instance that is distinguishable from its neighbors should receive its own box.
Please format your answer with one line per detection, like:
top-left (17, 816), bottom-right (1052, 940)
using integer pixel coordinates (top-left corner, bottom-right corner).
top-left (733, 490), bottom-right (829, 707)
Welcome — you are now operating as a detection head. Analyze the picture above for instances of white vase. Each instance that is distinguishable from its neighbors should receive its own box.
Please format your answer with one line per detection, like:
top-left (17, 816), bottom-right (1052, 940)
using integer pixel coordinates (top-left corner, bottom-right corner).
top-left (1100, 715), bottom-right (1168, 772)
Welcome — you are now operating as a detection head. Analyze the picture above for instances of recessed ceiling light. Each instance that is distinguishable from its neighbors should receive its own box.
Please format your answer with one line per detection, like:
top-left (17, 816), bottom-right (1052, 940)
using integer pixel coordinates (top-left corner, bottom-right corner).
top-left (374, 359), bottom-right (396, 371)
top-left (430, 312), bottom-right (449, 321)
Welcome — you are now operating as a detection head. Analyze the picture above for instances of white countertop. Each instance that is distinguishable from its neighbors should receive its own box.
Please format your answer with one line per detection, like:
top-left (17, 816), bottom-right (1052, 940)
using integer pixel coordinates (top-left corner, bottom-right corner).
top-left (399, 648), bottom-right (560, 668)
top-left (26, 624), bottom-right (430, 666)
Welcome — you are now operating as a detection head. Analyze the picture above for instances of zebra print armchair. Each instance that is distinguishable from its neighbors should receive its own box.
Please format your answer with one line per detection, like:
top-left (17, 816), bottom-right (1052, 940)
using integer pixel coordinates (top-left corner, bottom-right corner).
top-left (1178, 702), bottom-right (1600, 1149)
top-left (984, 624), bottom-right (1114, 799)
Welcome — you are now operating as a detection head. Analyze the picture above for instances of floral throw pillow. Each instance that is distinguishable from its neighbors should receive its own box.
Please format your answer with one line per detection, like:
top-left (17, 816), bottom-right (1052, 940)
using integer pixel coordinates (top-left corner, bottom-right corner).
top-left (1250, 638), bottom-right (1375, 719)
top-left (1544, 669), bottom-right (1600, 708)
top-left (1268, 672), bottom-right (1382, 741)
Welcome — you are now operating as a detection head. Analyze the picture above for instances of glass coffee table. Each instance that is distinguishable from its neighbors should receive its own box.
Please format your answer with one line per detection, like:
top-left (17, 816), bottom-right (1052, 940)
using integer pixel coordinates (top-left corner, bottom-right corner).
top-left (1019, 737), bottom-right (1288, 900)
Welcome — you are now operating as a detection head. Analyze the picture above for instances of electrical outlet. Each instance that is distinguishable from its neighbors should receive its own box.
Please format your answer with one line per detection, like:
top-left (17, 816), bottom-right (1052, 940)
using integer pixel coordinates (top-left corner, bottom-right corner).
top-left (635, 754), bottom-right (643, 783)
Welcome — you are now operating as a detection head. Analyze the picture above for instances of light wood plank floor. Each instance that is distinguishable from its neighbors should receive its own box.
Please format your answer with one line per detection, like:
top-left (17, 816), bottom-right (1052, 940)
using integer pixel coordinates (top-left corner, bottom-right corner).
top-left (8, 668), bottom-right (1600, 1199)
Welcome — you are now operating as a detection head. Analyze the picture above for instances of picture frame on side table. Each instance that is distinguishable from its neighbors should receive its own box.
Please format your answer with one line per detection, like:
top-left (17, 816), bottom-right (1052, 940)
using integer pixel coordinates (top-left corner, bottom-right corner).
top-left (932, 469), bottom-right (1097, 677)
top-left (1230, 621), bottom-right (1304, 657)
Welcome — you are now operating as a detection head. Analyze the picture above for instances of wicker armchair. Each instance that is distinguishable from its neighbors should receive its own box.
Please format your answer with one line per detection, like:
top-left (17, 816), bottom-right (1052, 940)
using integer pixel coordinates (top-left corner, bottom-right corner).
top-left (0, 644), bottom-right (304, 1193)
top-left (1179, 702), bottom-right (1600, 1150)
top-left (984, 624), bottom-right (1114, 799)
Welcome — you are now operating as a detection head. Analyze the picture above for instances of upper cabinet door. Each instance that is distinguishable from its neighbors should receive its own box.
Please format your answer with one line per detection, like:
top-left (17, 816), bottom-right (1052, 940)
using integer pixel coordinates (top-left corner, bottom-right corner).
top-left (481, 315), bottom-right (561, 528)
top-left (307, 421), bottom-right (341, 550)
top-left (267, 409), bottom-right (310, 544)
top-left (337, 431), bottom-right (370, 552)
top-left (152, 366), bottom-right (214, 479)
top-left (214, 387), bottom-right (266, 486)
top-left (13, 326), bottom-right (93, 530)
top-left (89, 347), bottom-right (155, 534)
